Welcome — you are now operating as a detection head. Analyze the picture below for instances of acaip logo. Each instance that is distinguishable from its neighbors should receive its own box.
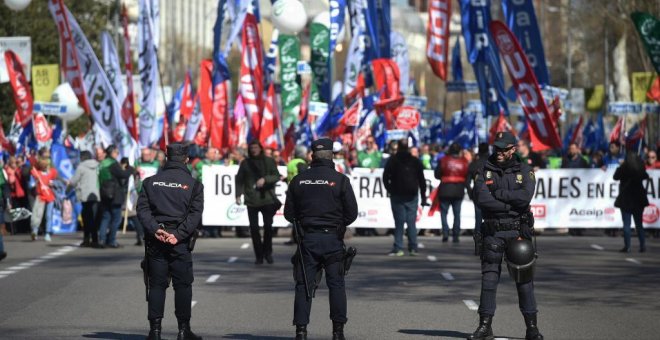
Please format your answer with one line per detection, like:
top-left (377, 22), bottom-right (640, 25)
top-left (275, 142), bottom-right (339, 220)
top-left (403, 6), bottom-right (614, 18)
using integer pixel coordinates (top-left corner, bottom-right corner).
top-left (227, 203), bottom-right (247, 221)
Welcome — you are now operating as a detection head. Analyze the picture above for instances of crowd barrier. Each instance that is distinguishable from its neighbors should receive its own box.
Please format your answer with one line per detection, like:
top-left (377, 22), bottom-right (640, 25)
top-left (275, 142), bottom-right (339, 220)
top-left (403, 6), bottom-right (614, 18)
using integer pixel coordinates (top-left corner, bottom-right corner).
top-left (201, 165), bottom-right (660, 229)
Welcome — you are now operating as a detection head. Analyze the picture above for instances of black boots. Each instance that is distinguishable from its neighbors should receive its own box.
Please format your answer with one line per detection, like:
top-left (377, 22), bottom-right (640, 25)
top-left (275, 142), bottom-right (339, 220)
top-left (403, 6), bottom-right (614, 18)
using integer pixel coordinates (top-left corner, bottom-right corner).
top-left (332, 322), bottom-right (346, 340)
top-left (177, 320), bottom-right (202, 340)
top-left (147, 318), bottom-right (162, 340)
top-left (295, 325), bottom-right (307, 340)
top-left (523, 314), bottom-right (544, 340)
top-left (467, 314), bottom-right (494, 340)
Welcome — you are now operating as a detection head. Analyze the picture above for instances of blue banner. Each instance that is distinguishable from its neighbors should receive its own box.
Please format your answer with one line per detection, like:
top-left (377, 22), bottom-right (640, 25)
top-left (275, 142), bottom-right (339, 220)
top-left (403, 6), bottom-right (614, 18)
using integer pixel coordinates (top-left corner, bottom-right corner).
top-left (213, 0), bottom-right (226, 58)
top-left (51, 143), bottom-right (76, 181)
top-left (375, 0), bottom-right (391, 58)
top-left (451, 36), bottom-right (463, 82)
top-left (502, 0), bottom-right (549, 86)
top-left (363, 0), bottom-right (380, 64)
top-left (315, 95), bottom-right (345, 137)
top-left (330, 0), bottom-right (347, 55)
top-left (583, 114), bottom-right (607, 152)
top-left (460, 0), bottom-right (508, 116)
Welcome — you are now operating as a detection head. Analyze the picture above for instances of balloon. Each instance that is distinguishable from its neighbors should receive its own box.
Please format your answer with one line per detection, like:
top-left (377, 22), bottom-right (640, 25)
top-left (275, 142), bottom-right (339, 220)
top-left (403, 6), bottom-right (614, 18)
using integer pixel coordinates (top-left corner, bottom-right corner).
top-left (271, 0), bottom-right (307, 35)
top-left (312, 12), bottom-right (346, 43)
top-left (51, 83), bottom-right (85, 122)
top-left (3, 0), bottom-right (31, 11)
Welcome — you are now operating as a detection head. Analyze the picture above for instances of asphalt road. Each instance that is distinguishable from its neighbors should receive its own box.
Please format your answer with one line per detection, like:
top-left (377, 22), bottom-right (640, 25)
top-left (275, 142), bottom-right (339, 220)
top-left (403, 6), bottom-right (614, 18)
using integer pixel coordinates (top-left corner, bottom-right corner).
top-left (0, 231), bottom-right (658, 340)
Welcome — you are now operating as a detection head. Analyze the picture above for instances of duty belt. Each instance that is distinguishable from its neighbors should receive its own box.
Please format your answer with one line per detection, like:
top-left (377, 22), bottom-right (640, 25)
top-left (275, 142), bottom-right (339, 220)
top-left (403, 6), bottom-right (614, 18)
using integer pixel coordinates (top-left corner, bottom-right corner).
top-left (483, 219), bottom-right (521, 232)
top-left (306, 226), bottom-right (338, 234)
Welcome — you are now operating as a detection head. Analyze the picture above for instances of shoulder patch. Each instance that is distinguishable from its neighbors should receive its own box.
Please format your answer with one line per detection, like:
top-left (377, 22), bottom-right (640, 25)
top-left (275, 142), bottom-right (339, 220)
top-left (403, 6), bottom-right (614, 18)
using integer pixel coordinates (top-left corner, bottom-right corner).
top-left (529, 171), bottom-right (535, 181)
top-left (486, 171), bottom-right (492, 179)
top-left (515, 173), bottom-right (523, 184)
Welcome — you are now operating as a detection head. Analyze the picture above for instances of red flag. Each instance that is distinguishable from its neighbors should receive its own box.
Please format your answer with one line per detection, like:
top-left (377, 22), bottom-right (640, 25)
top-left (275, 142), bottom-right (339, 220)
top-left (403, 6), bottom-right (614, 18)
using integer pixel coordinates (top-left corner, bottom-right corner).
top-left (550, 96), bottom-right (562, 126)
top-left (4, 51), bottom-right (33, 127)
top-left (570, 115), bottom-right (585, 147)
top-left (610, 116), bottom-right (623, 144)
top-left (426, 0), bottom-right (451, 80)
top-left (0, 121), bottom-right (14, 153)
top-left (194, 117), bottom-right (209, 147)
top-left (49, 0), bottom-right (89, 112)
top-left (626, 116), bottom-right (647, 149)
top-left (180, 71), bottom-right (195, 120)
top-left (33, 113), bottom-right (52, 144)
top-left (427, 187), bottom-right (442, 216)
top-left (372, 59), bottom-right (404, 129)
top-left (489, 112), bottom-right (516, 143)
top-left (393, 106), bottom-right (421, 130)
top-left (199, 60), bottom-right (213, 145)
top-left (281, 123), bottom-right (296, 162)
top-left (210, 79), bottom-right (229, 149)
top-left (345, 73), bottom-right (366, 104)
top-left (240, 13), bottom-right (265, 140)
top-left (490, 21), bottom-right (561, 151)
top-left (333, 97), bottom-right (362, 137)
top-left (648, 75), bottom-right (660, 103)
top-left (259, 84), bottom-right (278, 149)
top-left (121, 5), bottom-right (138, 141)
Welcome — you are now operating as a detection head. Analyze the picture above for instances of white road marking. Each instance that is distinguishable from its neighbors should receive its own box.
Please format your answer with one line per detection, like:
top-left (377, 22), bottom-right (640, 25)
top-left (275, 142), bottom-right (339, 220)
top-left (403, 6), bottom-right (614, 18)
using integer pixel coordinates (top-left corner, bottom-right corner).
top-left (427, 255), bottom-right (437, 262)
top-left (441, 272), bottom-right (455, 281)
top-left (418, 243), bottom-right (425, 249)
top-left (1, 246), bottom-right (77, 279)
top-left (463, 300), bottom-right (479, 311)
top-left (191, 301), bottom-right (197, 308)
top-left (0, 271), bottom-right (16, 275)
top-left (240, 243), bottom-right (250, 249)
top-left (7, 266), bottom-right (26, 271)
top-left (206, 274), bottom-right (221, 283)
top-left (0, 275), bottom-right (6, 279)
top-left (590, 244), bottom-right (604, 251)
top-left (19, 262), bottom-right (36, 267)
top-left (494, 338), bottom-right (510, 340)
top-left (626, 258), bottom-right (641, 265)
top-left (228, 256), bottom-right (238, 263)
top-left (40, 255), bottom-right (56, 260)
top-left (29, 259), bottom-right (45, 264)
top-left (47, 252), bottom-right (65, 257)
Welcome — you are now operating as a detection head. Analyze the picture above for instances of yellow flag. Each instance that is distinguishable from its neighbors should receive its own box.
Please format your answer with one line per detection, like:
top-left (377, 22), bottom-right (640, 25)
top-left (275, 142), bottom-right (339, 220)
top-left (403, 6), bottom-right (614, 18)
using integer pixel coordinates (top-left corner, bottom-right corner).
top-left (631, 72), bottom-right (655, 103)
top-left (31, 64), bottom-right (59, 101)
top-left (586, 85), bottom-right (604, 111)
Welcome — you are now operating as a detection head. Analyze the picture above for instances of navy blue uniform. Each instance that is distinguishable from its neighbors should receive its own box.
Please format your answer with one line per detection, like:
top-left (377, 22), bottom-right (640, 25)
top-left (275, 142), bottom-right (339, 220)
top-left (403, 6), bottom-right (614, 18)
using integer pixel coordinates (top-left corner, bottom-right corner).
top-left (473, 154), bottom-right (537, 317)
top-left (284, 158), bottom-right (358, 326)
top-left (137, 161), bottom-right (204, 322)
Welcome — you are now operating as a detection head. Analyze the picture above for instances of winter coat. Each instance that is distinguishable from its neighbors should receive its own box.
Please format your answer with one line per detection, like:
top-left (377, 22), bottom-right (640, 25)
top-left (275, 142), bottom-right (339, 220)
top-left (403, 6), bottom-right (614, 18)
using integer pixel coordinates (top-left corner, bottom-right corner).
top-left (614, 164), bottom-right (649, 213)
top-left (382, 151), bottom-right (427, 199)
top-left (70, 159), bottom-right (100, 202)
top-left (235, 156), bottom-right (280, 207)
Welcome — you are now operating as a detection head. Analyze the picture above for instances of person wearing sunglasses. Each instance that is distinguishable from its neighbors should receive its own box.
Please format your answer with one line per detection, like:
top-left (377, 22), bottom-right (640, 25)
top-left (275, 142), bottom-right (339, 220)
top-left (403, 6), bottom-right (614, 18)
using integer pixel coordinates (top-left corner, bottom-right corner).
top-left (468, 132), bottom-right (543, 340)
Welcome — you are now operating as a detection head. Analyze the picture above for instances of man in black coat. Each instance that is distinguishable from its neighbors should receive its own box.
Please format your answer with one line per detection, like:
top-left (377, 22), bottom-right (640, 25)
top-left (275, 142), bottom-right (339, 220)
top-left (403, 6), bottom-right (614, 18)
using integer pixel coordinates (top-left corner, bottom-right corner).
top-left (382, 139), bottom-right (427, 256)
top-left (284, 138), bottom-right (358, 340)
top-left (137, 143), bottom-right (204, 340)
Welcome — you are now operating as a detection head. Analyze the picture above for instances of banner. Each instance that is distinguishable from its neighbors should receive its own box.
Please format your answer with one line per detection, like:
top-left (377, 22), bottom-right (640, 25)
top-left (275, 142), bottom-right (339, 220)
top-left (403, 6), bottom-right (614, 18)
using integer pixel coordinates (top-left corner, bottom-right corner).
top-left (329, 0), bottom-right (347, 55)
top-left (259, 83), bottom-right (279, 149)
top-left (31, 64), bottom-right (59, 102)
top-left (210, 78), bottom-right (229, 150)
top-left (490, 21), bottom-right (561, 150)
top-left (121, 5), bottom-right (138, 141)
top-left (631, 12), bottom-right (660, 74)
top-left (137, 0), bottom-right (162, 147)
top-left (502, 0), bottom-right (549, 86)
top-left (4, 50), bottom-right (33, 127)
top-left (426, 0), bottom-right (451, 80)
top-left (101, 31), bottom-right (126, 104)
top-left (49, 3), bottom-right (138, 160)
top-left (201, 166), bottom-right (660, 229)
top-left (374, 0), bottom-right (391, 58)
top-left (240, 13), bottom-right (264, 140)
top-left (48, 1), bottom-right (88, 111)
top-left (310, 23), bottom-right (330, 103)
top-left (0, 36), bottom-right (31, 83)
top-left (279, 34), bottom-right (301, 128)
top-left (632, 72), bottom-right (656, 103)
top-left (391, 31), bottom-right (410, 95)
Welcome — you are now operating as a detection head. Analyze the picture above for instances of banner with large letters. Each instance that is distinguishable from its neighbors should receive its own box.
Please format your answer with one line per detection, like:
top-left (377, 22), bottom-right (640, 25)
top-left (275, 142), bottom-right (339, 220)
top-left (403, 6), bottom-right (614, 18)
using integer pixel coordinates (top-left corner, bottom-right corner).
top-left (201, 167), bottom-right (660, 229)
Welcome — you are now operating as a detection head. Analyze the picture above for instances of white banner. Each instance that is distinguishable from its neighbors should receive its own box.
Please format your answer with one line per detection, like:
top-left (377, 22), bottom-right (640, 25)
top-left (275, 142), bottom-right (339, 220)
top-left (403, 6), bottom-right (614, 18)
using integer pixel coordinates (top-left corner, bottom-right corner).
top-left (0, 36), bottom-right (31, 83)
top-left (202, 166), bottom-right (660, 229)
top-left (138, 0), bottom-right (162, 147)
top-left (101, 31), bottom-right (126, 104)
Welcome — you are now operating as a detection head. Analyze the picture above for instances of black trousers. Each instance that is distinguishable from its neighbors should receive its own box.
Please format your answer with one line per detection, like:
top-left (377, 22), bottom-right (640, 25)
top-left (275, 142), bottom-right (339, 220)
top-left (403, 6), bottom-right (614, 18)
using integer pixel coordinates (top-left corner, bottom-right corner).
top-left (147, 244), bottom-right (194, 322)
top-left (293, 233), bottom-right (347, 326)
top-left (247, 204), bottom-right (276, 260)
top-left (478, 230), bottom-right (537, 316)
top-left (81, 201), bottom-right (98, 244)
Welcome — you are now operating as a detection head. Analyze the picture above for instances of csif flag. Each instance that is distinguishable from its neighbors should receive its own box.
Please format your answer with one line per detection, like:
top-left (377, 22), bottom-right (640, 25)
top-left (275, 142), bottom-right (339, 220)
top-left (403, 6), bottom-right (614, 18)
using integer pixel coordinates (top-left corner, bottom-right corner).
top-left (101, 31), bottom-right (126, 104)
top-left (4, 50), bottom-right (33, 127)
top-left (240, 13), bottom-right (264, 141)
top-left (426, 0), bottom-right (452, 80)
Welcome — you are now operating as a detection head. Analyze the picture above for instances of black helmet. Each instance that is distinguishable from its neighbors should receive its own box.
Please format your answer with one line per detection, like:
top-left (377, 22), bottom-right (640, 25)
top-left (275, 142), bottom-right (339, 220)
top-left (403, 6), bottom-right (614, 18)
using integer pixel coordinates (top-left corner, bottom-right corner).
top-left (505, 238), bottom-right (537, 283)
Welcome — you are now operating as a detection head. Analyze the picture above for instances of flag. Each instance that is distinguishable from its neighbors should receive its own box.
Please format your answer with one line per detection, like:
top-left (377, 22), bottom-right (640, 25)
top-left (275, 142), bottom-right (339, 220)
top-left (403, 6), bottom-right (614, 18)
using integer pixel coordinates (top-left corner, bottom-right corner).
top-left (329, 0), bottom-right (347, 55)
top-left (224, 0), bottom-right (249, 56)
top-left (451, 36), bottom-right (463, 82)
top-left (490, 21), bottom-right (561, 150)
top-left (259, 84), bottom-right (278, 149)
top-left (391, 32), bottom-right (410, 95)
top-left (121, 5), bottom-right (138, 141)
top-left (48, 0), bottom-right (88, 112)
top-left (137, 0), bottom-right (162, 147)
top-left (310, 24), bottom-right (330, 103)
top-left (264, 28), bottom-right (279, 85)
top-left (562, 115), bottom-right (585, 150)
top-left (240, 14), bottom-right (265, 140)
top-left (280, 34), bottom-right (302, 125)
top-left (3, 50), bottom-right (33, 127)
top-left (489, 112), bottom-right (516, 143)
top-left (199, 60), bottom-right (213, 145)
top-left (180, 71), bottom-right (195, 120)
top-left (233, 94), bottom-right (248, 146)
top-left (344, 16), bottom-right (365, 96)
top-left (316, 95), bottom-right (345, 137)
top-left (372, 58), bottom-right (404, 128)
top-left (334, 97), bottom-right (362, 137)
top-left (609, 116), bottom-right (623, 144)
top-left (631, 12), bottom-right (660, 73)
top-left (426, 0), bottom-right (451, 80)
top-left (101, 31), bottom-right (126, 104)
top-left (447, 111), bottom-right (477, 149)
top-left (210, 78), bottom-right (229, 149)
top-left (648, 76), bottom-right (660, 103)
top-left (282, 123), bottom-right (296, 162)
top-left (583, 114), bottom-right (605, 152)
top-left (625, 116), bottom-right (647, 150)
top-left (374, 0), bottom-right (391, 58)
top-left (184, 96), bottom-right (202, 142)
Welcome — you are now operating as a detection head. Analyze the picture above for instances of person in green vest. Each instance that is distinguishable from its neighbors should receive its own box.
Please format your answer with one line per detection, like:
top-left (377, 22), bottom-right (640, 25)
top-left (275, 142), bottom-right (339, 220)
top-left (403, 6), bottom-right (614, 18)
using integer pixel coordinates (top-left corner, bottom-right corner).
top-left (97, 145), bottom-right (135, 248)
top-left (194, 147), bottom-right (222, 182)
top-left (287, 146), bottom-right (309, 183)
top-left (357, 136), bottom-right (382, 169)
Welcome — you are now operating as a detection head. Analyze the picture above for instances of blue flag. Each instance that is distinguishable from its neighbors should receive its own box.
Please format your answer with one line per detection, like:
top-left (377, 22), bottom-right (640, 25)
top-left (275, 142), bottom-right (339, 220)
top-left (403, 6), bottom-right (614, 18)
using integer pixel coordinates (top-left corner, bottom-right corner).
top-left (167, 78), bottom-right (185, 124)
top-left (315, 95), bottom-right (345, 137)
top-left (51, 143), bottom-right (76, 181)
top-left (329, 0), bottom-right (347, 55)
top-left (372, 113), bottom-right (387, 150)
top-left (502, 0), bottom-right (549, 86)
top-left (451, 37), bottom-right (463, 82)
top-left (296, 109), bottom-right (313, 148)
top-left (375, 0), bottom-right (391, 58)
top-left (583, 113), bottom-right (607, 152)
top-left (446, 111), bottom-right (477, 149)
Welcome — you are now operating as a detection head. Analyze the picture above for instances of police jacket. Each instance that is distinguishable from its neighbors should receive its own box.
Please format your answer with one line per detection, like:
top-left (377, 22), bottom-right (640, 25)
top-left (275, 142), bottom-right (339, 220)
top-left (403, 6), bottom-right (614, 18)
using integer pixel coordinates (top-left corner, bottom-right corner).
top-left (435, 155), bottom-right (469, 200)
top-left (382, 151), bottom-right (427, 199)
top-left (137, 161), bottom-right (204, 243)
top-left (466, 153), bottom-right (489, 201)
top-left (284, 158), bottom-right (358, 229)
top-left (473, 154), bottom-right (535, 220)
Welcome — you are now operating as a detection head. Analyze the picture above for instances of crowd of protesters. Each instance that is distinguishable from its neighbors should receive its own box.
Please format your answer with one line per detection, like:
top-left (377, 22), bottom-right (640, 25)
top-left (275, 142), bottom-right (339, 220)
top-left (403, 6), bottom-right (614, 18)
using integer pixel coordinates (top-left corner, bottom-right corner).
top-left (0, 136), bottom-right (657, 263)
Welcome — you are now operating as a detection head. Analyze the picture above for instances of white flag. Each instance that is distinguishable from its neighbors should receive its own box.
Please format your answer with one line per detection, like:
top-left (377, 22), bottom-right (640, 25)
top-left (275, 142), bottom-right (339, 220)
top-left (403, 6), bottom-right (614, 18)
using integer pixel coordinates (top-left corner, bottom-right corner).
top-left (138, 0), bottom-right (162, 147)
top-left (183, 98), bottom-right (202, 142)
top-left (391, 31), bottom-right (410, 95)
top-left (101, 31), bottom-right (126, 104)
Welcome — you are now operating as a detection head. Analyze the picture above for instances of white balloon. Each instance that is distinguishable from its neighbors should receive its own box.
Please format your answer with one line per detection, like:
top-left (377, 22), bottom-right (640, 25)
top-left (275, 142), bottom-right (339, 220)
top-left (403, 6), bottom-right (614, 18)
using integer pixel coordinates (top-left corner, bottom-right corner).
top-left (312, 12), bottom-right (346, 43)
top-left (271, 0), bottom-right (307, 35)
top-left (3, 0), bottom-right (31, 11)
top-left (51, 83), bottom-right (84, 122)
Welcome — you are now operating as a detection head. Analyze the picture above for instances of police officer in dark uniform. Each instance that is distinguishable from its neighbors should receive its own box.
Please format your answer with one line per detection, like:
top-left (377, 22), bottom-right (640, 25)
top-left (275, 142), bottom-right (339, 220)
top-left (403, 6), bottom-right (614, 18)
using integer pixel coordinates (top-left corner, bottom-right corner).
top-left (137, 143), bottom-right (204, 340)
top-left (469, 132), bottom-right (543, 340)
top-left (284, 138), bottom-right (358, 340)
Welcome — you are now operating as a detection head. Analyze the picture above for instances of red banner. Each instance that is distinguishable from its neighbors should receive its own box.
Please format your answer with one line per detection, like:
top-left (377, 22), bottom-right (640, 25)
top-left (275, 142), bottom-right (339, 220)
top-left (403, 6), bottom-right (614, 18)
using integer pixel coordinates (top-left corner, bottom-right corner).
top-left (210, 79), bottom-right (229, 150)
top-left (33, 113), bottom-right (52, 144)
top-left (393, 106), bottom-right (421, 130)
top-left (240, 14), bottom-right (265, 140)
top-left (489, 112), bottom-right (516, 143)
top-left (199, 60), bottom-right (213, 141)
top-left (121, 5), bottom-right (138, 141)
top-left (259, 84), bottom-right (278, 149)
top-left (4, 51), bottom-right (33, 127)
top-left (181, 72), bottom-right (195, 120)
top-left (49, 0), bottom-right (88, 112)
top-left (372, 59), bottom-right (404, 129)
top-left (490, 21), bottom-right (561, 151)
top-left (426, 0), bottom-right (451, 80)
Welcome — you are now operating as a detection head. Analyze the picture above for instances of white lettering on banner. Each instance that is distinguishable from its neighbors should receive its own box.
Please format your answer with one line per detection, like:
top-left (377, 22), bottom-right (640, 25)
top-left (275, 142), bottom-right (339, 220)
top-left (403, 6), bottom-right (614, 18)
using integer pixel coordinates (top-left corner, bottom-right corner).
top-left (201, 167), bottom-right (660, 229)
top-left (427, 1), bottom-right (449, 62)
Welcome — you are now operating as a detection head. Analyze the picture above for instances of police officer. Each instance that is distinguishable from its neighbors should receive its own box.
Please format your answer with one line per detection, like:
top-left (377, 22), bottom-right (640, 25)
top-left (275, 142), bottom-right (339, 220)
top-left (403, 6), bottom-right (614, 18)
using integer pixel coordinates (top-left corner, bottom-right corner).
top-left (137, 143), bottom-right (204, 340)
top-left (284, 138), bottom-right (358, 340)
top-left (469, 132), bottom-right (543, 340)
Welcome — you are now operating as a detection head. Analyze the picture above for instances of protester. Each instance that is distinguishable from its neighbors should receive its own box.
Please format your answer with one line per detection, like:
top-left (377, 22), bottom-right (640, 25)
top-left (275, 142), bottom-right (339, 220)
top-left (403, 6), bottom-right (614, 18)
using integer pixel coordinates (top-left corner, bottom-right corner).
top-left (0, 163), bottom-right (9, 237)
top-left (30, 157), bottom-right (58, 242)
top-left (420, 144), bottom-right (432, 169)
top-left (517, 139), bottom-right (545, 170)
top-left (561, 143), bottom-right (589, 169)
top-left (435, 143), bottom-right (469, 243)
top-left (194, 147), bottom-right (221, 181)
top-left (589, 150), bottom-right (605, 169)
top-left (603, 141), bottom-right (624, 169)
top-left (383, 139), bottom-right (427, 256)
top-left (357, 136), bottom-right (382, 169)
top-left (645, 150), bottom-right (660, 169)
top-left (4, 156), bottom-right (26, 234)
top-left (97, 145), bottom-right (135, 248)
top-left (614, 152), bottom-right (649, 253)
top-left (69, 151), bottom-right (100, 247)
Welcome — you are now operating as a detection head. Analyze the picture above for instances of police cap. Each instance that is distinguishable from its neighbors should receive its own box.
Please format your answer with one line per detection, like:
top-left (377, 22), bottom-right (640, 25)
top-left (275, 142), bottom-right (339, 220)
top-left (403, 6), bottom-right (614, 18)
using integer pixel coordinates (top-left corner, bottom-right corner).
top-left (493, 131), bottom-right (517, 149)
top-left (311, 138), bottom-right (333, 152)
top-left (167, 143), bottom-right (189, 162)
